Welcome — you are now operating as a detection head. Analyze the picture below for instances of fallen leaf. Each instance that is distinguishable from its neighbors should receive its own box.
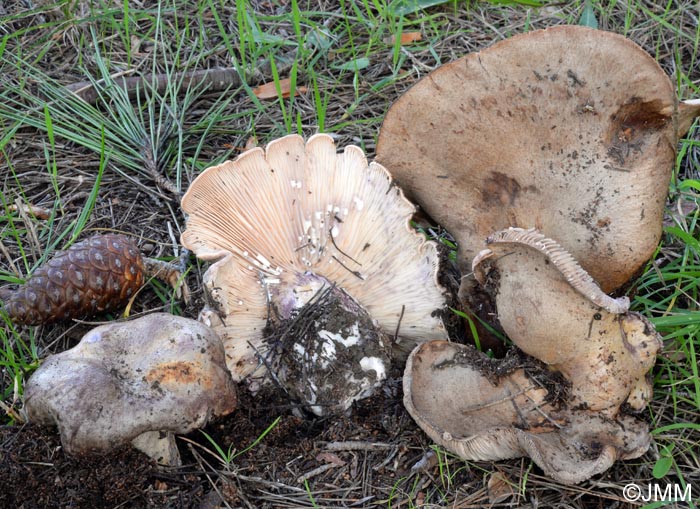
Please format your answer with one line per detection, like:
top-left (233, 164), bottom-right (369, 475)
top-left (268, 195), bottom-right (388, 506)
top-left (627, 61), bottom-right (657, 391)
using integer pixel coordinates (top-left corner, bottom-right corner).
top-left (9, 204), bottom-right (51, 220)
top-left (316, 451), bottom-right (346, 466)
top-left (410, 449), bottom-right (438, 472)
top-left (130, 35), bottom-right (142, 54)
top-left (388, 0), bottom-right (453, 16)
top-left (253, 78), bottom-right (307, 100)
top-left (244, 136), bottom-right (258, 151)
top-left (487, 471), bottom-right (515, 504)
top-left (332, 57), bottom-right (370, 71)
top-left (579, 1), bottom-right (599, 29)
top-left (384, 32), bottom-right (423, 45)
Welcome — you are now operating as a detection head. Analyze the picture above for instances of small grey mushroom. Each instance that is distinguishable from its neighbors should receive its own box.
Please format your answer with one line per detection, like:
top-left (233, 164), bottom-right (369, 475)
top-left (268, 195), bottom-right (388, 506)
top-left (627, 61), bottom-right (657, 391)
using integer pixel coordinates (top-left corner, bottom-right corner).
top-left (24, 313), bottom-right (237, 464)
top-left (403, 341), bottom-right (651, 485)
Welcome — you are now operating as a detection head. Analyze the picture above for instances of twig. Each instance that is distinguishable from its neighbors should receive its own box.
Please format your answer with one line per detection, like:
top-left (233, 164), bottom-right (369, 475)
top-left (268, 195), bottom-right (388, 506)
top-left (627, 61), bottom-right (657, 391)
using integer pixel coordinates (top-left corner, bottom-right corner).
top-left (143, 257), bottom-right (191, 303)
top-left (141, 142), bottom-right (181, 197)
top-left (186, 444), bottom-right (236, 509)
top-left (66, 54), bottom-right (295, 105)
top-left (0, 239), bottom-right (20, 277)
top-left (67, 68), bottom-right (240, 104)
top-left (331, 255), bottom-right (365, 280)
top-left (8, 203), bottom-right (51, 220)
top-left (328, 227), bottom-right (362, 266)
top-left (325, 441), bottom-right (392, 452)
top-left (296, 463), bottom-right (337, 483)
top-left (0, 400), bottom-right (25, 423)
top-left (225, 473), bottom-right (308, 492)
top-left (15, 198), bottom-right (41, 264)
top-left (393, 304), bottom-right (405, 342)
top-left (372, 446), bottom-right (399, 472)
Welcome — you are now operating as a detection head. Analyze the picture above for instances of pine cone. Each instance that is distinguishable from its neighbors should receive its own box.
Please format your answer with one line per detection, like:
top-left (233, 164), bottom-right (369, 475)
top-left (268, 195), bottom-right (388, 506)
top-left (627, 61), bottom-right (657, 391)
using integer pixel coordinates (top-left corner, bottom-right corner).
top-left (2, 234), bottom-right (145, 325)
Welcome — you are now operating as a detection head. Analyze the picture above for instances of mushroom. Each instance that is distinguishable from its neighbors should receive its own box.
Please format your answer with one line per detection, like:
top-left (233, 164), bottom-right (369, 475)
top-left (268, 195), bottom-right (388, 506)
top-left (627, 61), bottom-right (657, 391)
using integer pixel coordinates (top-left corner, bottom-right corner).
top-left (403, 341), bottom-right (651, 485)
top-left (24, 313), bottom-right (237, 464)
top-left (403, 228), bottom-right (662, 483)
top-left (472, 228), bottom-right (662, 413)
top-left (270, 281), bottom-right (391, 416)
top-left (377, 25), bottom-right (700, 294)
top-left (181, 134), bottom-right (447, 414)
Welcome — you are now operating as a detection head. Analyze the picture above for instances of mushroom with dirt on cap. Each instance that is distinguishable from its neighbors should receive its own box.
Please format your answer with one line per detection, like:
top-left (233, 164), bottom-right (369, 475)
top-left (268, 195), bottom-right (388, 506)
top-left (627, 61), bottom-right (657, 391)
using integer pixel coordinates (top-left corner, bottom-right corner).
top-left (403, 228), bottom-right (662, 484)
top-left (472, 228), bottom-right (661, 413)
top-left (23, 313), bottom-right (237, 465)
top-left (181, 133), bottom-right (448, 416)
top-left (377, 25), bottom-right (700, 296)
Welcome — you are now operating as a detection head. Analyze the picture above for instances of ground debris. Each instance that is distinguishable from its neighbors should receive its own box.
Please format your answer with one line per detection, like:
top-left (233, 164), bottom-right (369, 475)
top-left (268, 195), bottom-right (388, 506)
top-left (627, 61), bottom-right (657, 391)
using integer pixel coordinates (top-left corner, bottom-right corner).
top-left (325, 440), bottom-right (393, 451)
top-left (0, 424), bottom-right (203, 508)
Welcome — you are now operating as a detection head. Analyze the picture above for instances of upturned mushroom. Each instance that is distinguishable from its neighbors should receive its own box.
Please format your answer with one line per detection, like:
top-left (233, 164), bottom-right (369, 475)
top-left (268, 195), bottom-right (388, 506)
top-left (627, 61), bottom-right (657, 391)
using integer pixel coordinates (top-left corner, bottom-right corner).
top-left (181, 134), bottom-right (447, 415)
top-left (377, 25), bottom-right (700, 294)
top-left (24, 313), bottom-right (237, 464)
top-left (403, 228), bottom-right (662, 484)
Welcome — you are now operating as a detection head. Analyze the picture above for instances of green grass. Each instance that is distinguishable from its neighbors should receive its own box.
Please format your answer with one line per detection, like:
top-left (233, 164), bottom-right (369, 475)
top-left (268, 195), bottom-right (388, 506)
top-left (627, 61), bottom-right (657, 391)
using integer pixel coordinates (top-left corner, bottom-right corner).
top-left (195, 415), bottom-right (281, 468)
top-left (1, 0), bottom-right (699, 506)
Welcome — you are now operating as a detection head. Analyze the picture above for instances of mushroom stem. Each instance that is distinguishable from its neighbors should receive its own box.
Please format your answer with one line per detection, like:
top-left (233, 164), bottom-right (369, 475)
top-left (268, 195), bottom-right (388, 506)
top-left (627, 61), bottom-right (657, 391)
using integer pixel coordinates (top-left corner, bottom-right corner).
top-left (132, 431), bottom-right (181, 466)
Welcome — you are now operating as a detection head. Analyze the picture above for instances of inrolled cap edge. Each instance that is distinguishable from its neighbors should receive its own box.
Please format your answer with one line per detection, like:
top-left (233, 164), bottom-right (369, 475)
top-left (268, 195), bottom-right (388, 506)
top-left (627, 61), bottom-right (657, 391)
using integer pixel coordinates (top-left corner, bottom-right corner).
top-left (473, 228), bottom-right (629, 314)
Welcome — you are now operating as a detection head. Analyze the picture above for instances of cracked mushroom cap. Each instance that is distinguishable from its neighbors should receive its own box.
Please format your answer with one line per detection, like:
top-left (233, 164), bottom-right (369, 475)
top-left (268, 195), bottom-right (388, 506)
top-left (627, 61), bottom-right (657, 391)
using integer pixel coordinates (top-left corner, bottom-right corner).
top-left (472, 228), bottom-right (662, 413)
top-left (181, 134), bottom-right (447, 383)
top-left (377, 25), bottom-right (700, 293)
top-left (24, 313), bottom-right (237, 459)
top-left (403, 341), bottom-right (651, 484)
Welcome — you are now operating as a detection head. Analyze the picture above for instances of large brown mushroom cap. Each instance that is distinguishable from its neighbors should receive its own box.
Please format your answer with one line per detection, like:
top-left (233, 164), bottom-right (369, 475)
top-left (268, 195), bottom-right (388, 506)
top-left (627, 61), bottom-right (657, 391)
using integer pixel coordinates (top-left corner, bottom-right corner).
top-left (181, 134), bottom-right (447, 412)
top-left (377, 25), bottom-right (699, 293)
top-left (24, 313), bottom-right (237, 460)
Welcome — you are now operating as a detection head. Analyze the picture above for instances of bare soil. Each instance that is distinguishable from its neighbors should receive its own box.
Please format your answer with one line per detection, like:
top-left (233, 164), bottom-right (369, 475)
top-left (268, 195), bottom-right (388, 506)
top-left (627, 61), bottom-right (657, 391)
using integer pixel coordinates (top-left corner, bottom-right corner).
top-left (1, 374), bottom-right (649, 508)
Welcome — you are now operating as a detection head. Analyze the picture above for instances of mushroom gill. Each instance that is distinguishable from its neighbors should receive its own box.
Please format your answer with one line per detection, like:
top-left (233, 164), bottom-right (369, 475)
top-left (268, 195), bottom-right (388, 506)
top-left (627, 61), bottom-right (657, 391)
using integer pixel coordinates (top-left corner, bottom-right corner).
top-left (181, 134), bottom-right (448, 414)
top-left (403, 341), bottom-right (651, 485)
